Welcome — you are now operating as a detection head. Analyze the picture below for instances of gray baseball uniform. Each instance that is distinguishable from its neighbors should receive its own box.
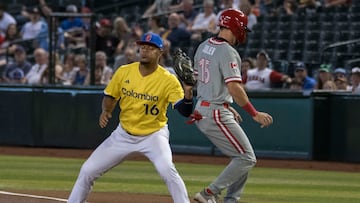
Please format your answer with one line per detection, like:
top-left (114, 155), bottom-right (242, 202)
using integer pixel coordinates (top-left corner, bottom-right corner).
top-left (193, 37), bottom-right (256, 203)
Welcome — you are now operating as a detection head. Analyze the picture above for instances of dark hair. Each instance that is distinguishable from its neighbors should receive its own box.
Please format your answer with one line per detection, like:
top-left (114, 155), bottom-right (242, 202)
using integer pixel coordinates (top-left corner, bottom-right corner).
top-left (5, 23), bottom-right (20, 41)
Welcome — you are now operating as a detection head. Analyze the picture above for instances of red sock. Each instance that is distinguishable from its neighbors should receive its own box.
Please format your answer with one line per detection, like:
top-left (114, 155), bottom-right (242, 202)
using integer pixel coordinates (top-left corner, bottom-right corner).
top-left (205, 188), bottom-right (215, 196)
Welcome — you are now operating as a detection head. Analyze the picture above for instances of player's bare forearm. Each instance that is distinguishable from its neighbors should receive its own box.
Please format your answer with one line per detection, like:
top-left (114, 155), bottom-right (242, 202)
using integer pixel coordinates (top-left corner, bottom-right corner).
top-left (102, 95), bottom-right (117, 112)
top-left (99, 95), bottom-right (117, 128)
top-left (227, 82), bottom-right (273, 127)
top-left (227, 82), bottom-right (250, 106)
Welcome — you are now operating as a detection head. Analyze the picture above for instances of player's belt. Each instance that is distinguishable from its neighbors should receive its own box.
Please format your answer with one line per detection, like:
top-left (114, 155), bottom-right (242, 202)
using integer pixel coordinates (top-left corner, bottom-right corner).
top-left (200, 101), bottom-right (229, 109)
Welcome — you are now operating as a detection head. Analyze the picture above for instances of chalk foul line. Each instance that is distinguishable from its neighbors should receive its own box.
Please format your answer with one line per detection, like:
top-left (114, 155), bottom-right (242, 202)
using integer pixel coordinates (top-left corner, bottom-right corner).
top-left (0, 190), bottom-right (68, 202)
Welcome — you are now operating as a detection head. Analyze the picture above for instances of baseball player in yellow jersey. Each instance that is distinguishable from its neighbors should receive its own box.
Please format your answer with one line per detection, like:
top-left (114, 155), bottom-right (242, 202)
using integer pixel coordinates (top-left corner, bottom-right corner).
top-left (67, 32), bottom-right (193, 203)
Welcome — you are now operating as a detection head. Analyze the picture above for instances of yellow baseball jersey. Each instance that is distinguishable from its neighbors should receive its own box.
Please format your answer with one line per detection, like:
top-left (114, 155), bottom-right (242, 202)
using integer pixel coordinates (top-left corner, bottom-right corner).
top-left (104, 62), bottom-right (184, 136)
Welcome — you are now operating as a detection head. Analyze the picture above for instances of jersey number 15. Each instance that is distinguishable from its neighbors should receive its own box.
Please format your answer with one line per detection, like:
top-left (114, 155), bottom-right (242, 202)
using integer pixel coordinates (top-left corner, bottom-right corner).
top-left (198, 58), bottom-right (210, 83)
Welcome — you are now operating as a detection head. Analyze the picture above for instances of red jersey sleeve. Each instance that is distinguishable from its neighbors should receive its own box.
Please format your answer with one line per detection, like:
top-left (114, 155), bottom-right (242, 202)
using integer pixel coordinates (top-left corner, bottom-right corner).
top-left (270, 71), bottom-right (283, 83)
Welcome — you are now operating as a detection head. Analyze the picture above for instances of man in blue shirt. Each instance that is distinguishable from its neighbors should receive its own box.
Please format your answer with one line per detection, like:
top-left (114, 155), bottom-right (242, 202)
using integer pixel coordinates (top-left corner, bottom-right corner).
top-left (60, 5), bottom-right (83, 31)
top-left (292, 61), bottom-right (316, 90)
top-left (2, 46), bottom-right (32, 84)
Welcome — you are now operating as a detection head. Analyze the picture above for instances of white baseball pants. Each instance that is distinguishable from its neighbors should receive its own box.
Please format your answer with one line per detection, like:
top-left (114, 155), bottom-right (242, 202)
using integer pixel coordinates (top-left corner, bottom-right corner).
top-left (67, 124), bottom-right (189, 203)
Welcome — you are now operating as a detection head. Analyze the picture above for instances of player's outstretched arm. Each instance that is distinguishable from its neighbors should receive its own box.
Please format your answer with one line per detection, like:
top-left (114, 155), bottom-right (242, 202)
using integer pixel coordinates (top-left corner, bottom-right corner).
top-left (227, 82), bottom-right (273, 128)
top-left (99, 95), bottom-right (118, 128)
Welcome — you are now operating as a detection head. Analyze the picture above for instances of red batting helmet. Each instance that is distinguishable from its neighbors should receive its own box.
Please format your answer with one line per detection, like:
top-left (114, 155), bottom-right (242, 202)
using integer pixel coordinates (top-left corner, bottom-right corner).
top-left (218, 8), bottom-right (251, 44)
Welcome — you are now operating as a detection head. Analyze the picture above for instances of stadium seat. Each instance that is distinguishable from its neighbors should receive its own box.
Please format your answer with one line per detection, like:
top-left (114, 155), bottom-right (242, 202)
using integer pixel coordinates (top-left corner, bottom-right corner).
top-left (319, 13), bottom-right (334, 23)
top-left (304, 52), bottom-right (321, 64)
top-left (306, 31), bottom-right (320, 42)
top-left (349, 13), bottom-right (360, 21)
top-left (272, 49), bottom-right (288, 61)
top-left (306, 21), bottom-right (321, 31)
top-left (349, 5), bottom-right (360, 13)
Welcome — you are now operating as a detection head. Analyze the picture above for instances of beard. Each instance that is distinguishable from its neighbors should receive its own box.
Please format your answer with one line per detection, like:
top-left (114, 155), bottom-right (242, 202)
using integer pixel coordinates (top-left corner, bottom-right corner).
top-left (140, 61), bottom-right (150, 66)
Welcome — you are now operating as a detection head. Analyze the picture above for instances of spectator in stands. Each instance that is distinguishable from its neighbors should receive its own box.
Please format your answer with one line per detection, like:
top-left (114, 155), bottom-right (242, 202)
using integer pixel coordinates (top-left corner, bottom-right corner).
top-left (159, 39), bottom-right (176, 74)
top-left (60, 5), bottom-right (84, 31)
top-left (178, 0), bottom-right (198, 30)
top-left (113, 47), bottom-right (139, 70)
top-left (58, 5), bottom-right (86, 51)
top-left (217, 0), bottom-right (234, 18)
top-left (112, 17), bottom-right (133, 55)
top-left (0, 23), bottom-right (21, 66)
top-left (2, 45), bottom-right (31, 84)
top-left (40, 52), bottom-right (63, 84)
top-left (254, 0), bottom-right (279, 16)
top-left (36, 0), bottom-right (66, 52)
top-left (324, 0), bottom-right (351, 8)
top-left (334, 75), bottom-right (350, 91)
top-left (0, 32), bottom-right (3, 48)
top-left (52, 19), bottom-right (66, 51)
top-left (278, 0), bottom-right (297, 16)
top-left (314, 63), bottom-right (336, 90)
top-left (0, 4), bottom-right (16, 36)
top-left (59, 53), bottom-right (77, 85)
top-left (38, 0), bottom-right (52, 17)
top-left (142, 0), bottom-right (179, 18)
top-left (218, 0), bottom-right (242, 9)
top-left (20, 7), bottom-right (48, 50)
top-left (240, 0), bottom-right (258, 30)
top-left (241, 57), bottom-right (255, 84)
top-left (72, 54), bottom-right (89, 85)
top-left (190, 0), bottom-right (217, 41)
top-left (84, 51), bottom-right (113, 85)
top-left (245, 50), bottom-right (292, 90)
top-left (95, 18), bottom-right (120, 60)
top-left (1, 23), bottom-right (21, 49)
top-left (297, 0), bottom-right (320, 13)
top-left (160, 13), bottom-right (191, 52)
top-left (350, 67), bottom-right (360, 94)
top-left (22, 48), bottom-right (48, 85)
top-left (333, 67), bottom-right (351, 91)
top-left (290, 61), bottom-right (316, 90)
top-left (80, 6), bottom-right (92, 30)
top-left (147, 16), bottom-right (166, 34)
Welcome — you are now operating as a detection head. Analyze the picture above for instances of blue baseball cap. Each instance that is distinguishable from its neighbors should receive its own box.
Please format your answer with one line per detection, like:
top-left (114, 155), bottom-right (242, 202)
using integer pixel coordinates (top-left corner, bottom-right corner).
top-left (294, 61), bottom-right (306, 70)
top-left (334, 67), bottom-right (346, 75)
top-left (136, 32), bottom-right (163, 50)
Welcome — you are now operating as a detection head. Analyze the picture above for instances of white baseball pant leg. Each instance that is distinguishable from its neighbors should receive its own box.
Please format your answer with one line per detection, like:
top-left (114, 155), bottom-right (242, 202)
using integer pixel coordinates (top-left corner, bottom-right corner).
top-left (67, 124), bottom-right (189, 203)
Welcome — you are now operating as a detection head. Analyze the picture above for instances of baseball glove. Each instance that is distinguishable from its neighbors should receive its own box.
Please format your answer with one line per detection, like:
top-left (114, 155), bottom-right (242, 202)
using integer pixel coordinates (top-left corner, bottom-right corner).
top-left (172, 48), bottom-right (196, 86)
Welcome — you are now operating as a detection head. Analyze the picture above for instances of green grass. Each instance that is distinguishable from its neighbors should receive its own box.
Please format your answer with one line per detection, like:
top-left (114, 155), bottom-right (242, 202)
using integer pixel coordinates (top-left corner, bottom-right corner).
top-left (0, 155), bottom-right (360, 203)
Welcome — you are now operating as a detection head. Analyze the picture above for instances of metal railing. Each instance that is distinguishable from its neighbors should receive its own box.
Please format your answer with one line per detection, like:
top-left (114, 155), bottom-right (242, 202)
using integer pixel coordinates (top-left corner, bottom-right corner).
top-left (48, 12), bottom-right (96, 85)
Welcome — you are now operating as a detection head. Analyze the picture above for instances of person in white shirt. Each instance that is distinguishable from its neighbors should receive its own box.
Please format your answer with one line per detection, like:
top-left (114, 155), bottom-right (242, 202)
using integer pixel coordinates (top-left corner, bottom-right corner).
top-left (0, 4), bottom-right (16, 35)
top-left (350, 67), bottom-right (360, 94)
top-left (20, 7), bottom-right (48, 49)
top-left (190, 0), bottom-right (217, 41)
top-left (84, 51), bottom-right (113, 85)
top-left (245, 50), bottom-right (291, 90)
top-left (240, 1), bottom-right (257, 30)
top-left (23, 48), bottom-right (48, 85)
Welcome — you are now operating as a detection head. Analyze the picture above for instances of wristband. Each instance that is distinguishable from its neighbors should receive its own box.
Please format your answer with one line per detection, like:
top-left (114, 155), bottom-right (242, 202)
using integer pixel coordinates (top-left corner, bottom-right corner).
top-left (242, 102), bottom-right (257, 117)
top-left (183, 98), bottom-right (193, 104)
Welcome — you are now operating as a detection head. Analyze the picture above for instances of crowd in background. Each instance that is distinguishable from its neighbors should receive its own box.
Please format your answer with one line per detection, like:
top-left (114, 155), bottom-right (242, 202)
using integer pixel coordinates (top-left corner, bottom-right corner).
top-left (0, 0), bottom-right (359, 94)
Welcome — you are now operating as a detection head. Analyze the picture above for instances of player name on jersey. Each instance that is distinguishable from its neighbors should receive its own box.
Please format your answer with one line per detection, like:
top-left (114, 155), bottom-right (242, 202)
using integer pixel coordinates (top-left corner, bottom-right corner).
top-left (202, 45), bottom-right (216, 55)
